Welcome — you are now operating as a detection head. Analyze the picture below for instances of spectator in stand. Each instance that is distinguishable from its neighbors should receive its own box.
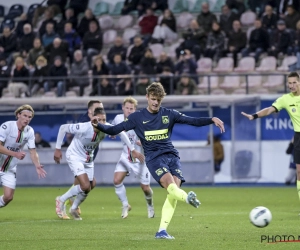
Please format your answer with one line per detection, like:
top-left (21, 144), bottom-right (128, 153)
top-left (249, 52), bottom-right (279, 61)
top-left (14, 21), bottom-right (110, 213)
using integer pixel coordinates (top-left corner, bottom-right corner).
top-left (175, 49), bottom-right (197, 83)
top-left (175, 74), bottom-right (198, 95)
top-left (95, 78), bottom-right (116, 96)
top-left (137, 0), bottom-right (168, 16)
top-left (293, 20), bottom-right (300, 54)
top-left (175, 20), bottom-right (206, 61)
top-left (121, 0), bottom-right (139, 15)
top-left (69, 0), bottom-right (89, 18)
top-left (225, 0), bottom-right (245, 18)
top-left (277, 0), bottom-right (299, 19)
top-left (151, 9), bottom-right (177, 44)
top-left (19, 24), bottom-right (36, 59)
top-left (268, 20), bottom-right (292, 57)
top-left (42, 22), bottom-right (59, 47)
top-left (61, 22), bottom-right (81, 64)
top-left (8, 57), bottom-right (30, 98)
top-left (138, 8), bottom-right (158, 46)
top-left (224, 20), bottom-right (247, 67)
top-left (44, 56), bottom-right (68, 97)
top-left (77, 8), bottom-right (98, 38)
top-left (109, 54), bottom-right (130, 85)
top-left (45, 38), bottom-right (69, 65)
top-left (56, 8), bottom-right (78, 36)
top-left (69, 50), bottom-right (89, 96)
top-left (117, 78), bottom-right (134, 95)
top-left (196, 2), bottom-right (217, 34)
top-left (35, 132), bottom-right (51, 148)
top-left (128, 36), bottom-right (146, 72)
top-left (27, 38), bottom-right (45, 69)
top-left (284, 5), bottom-right (300, 30)
top-left (261, 5), bottom-right (278, 32)
top-left (156, 52), bottom-right (174, 74)
top-left (140, 48), bottom-right (156, 75)
top-left (90, 55), bottom-right (109, 96)
top-left (157, 66), bottom-right (174, 95)
top-left (32, 0), bottom-right (67, 27)
top-left (83, 20), bottom-right (103, 69)
top-left (219, 5), bottom-right (239, 36)
top-left (38, 8), bottom-right (57, 38)
top-left (15, 13), bottom-right (30, 38)
top-left (204, 22), bottom-right (226, 62)
top-left (241, 19), bottom-right (269, 62)
top-left (31, 55), bottom-right (49, 96)
top-left (107, 37), bottom-right (127, 65)
top-left (0, 27), bottom-right (18, 64)
top-left (0, 56), bottom-right (10, 97)
top-left (135, 75), bottom-right (151, 95)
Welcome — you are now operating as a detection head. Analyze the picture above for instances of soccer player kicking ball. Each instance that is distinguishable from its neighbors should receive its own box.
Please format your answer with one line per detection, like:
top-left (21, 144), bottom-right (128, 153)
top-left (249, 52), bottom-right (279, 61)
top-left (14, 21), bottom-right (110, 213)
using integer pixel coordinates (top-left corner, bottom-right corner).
top-left (112, 97), bottom-right (154, 219)
top-left (242, 71), bottom-right (300, 215)
top-left (54, 108), bottom-right (144, 220)
top-left (0, 105), bottom-right (47, 208)
top-left (92, 82), bottom-right (225, 239)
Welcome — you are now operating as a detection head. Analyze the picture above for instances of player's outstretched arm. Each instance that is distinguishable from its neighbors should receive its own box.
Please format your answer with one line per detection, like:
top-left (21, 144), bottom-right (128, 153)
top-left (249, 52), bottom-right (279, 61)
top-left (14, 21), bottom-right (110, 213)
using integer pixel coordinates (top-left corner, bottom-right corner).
top-left (212, 117), bottom-right (225, 133)
top-left (29, 148), bottom-right (47, 179)
top-left (91, 117), bottom-right (130, 135)
top-left (241, 106), bottom-right (276, 120)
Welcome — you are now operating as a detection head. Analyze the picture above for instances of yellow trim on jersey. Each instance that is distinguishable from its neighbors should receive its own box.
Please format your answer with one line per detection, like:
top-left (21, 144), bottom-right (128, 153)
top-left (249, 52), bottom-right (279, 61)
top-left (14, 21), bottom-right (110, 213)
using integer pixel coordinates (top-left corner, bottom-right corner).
top-left (144, 129), bottom-right (168, 136)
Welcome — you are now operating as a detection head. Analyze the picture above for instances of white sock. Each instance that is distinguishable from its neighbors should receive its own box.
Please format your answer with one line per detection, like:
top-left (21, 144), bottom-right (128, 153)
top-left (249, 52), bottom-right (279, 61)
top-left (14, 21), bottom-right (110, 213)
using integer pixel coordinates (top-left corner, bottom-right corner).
top-left (0, 195), bottom-right (6, 208)
top-left (71, 192), bottom-right (87, 209)
top-left (60, 185), bottom-right (82, 203)
top-left (144, 188), bottom-right (153, 207)
top-left (115, 183), bottom-right (128, 207)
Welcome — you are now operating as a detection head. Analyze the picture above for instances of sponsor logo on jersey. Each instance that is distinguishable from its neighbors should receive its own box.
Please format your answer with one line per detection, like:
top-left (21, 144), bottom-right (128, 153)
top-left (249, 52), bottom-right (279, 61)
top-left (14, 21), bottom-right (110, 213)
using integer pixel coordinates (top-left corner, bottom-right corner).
top-left (155, 168), bottom-right (163, 176)
top-left (162, 116), bottom-right (169, 124)
top-left (144, 129), bottom-right (168, 141)
top-left (143, 120), bottom-right (150, 124)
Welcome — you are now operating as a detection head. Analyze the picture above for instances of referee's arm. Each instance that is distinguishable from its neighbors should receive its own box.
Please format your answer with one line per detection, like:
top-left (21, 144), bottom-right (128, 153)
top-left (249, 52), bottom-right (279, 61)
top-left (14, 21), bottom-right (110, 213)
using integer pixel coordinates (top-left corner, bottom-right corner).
top-left (241, 106), bottom-right (277, 120)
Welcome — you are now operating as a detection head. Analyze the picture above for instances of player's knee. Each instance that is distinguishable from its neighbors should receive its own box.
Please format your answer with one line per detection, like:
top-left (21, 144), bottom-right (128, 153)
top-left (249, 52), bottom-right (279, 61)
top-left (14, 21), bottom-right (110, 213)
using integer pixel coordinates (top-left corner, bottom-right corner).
top-left (80, 182), bottom-right (91, 193)
top-left (90, 179), bottom-right (96, 189)
top-left (140, 184), bottom-right (150, 193)
top-left (113, 177), bottom-right (122, 185)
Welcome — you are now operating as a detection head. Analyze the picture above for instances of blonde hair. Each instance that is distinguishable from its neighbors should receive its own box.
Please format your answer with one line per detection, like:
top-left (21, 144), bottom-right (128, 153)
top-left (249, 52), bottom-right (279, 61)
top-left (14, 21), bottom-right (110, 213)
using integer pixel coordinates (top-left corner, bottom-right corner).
top-left (15, 104), bottom-right (34, 118)
top-left (14, 56), bottom-right (24, 66)
top-left (123, 96), bottom-right (138, 107)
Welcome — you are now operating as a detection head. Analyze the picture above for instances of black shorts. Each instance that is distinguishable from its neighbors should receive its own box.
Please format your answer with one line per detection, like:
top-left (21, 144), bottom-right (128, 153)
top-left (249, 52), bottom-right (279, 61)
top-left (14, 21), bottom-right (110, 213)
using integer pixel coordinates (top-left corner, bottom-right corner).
top-left (293, 132), bottom-right (300, 164)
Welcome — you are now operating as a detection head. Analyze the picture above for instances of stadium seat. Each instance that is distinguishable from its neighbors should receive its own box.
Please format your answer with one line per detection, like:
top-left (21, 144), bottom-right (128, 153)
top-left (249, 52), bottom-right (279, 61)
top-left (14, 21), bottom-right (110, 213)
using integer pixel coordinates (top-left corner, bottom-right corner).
top-left (240, 11), bottom-right (256, 26)
top-left (27, 3), bottom-right (40, 22)
top-left (166, 42), bottom-right (180, 59)
top-left (277, 56), bottom-right (297, 72)
top-left (43, 91), bottom-right (56, 97)
top-left (210, 89), bottom-right (226, 95)
top-left (6, 4), bottom-right (23, 19)
top-left (110, 1), bottom-right (124, 15)
top-left (256, 56), bottom-right (277, 71)
top-left (177, 12), bottom-right (194, 29)
top-left (253, 88), bottom-right (269, 94)
top-left (171, 0), bottom-right (189, 13)
top-left (212, 0), bottom-right (226, 12)
top-left (66, 91), bottom-right (77, 97)
top-left (149, 43), bottom-right (164, 58)
top-left (114, 15), bottom-right (133, 30)
top-left (219, 76), bottom-right (241, 88)
top-left (93, 2), bottom-right (109, 16)
top-left (122, 28), bottom-right (137, 44)
top-left (0, 18), bottom-right (15, 32)
top-left (103, 29), bottom-right (117, 44)
top-left (246, 26), bottom-right (255, 40)
top-left (240, 75), bottom-right (262, 88)
top-left (126, 44), bottom-right (134, 59)
top-left (0, 5), bottom-right (5, 18)
top-left (234, 57), bottom-right (255, 72)
top-left (232, 88), bottom-right (246, 94)
top-left (213, 57), bottom-right (234, 72)
top-left (198, 76), bottom-right (219, 89)
top-left (262, 74), bottom-right (285, 87)
top-left (98, 15), bottom-right (114, 30)
top-left (197, 58), bottom-right (213, 73)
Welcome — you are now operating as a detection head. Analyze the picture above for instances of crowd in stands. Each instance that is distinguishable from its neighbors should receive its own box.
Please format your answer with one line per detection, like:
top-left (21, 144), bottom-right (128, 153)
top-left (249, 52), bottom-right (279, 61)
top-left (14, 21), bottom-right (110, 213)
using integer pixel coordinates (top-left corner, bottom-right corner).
top-left (0, 0), bottom-right (299, 98)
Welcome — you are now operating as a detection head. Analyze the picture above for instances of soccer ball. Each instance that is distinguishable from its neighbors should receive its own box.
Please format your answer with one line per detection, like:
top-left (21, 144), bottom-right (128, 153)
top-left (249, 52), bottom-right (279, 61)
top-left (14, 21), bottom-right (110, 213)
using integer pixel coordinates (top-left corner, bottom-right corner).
top-left (249, 206), bottom-right (272, 228)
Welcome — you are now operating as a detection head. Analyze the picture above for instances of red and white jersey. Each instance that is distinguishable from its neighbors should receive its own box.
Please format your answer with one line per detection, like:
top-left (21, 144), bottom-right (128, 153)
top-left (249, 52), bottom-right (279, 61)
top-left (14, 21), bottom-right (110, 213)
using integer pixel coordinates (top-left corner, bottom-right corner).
top-left (65, 122), bottom-right (106, 163)
top-left (112, 114), bottom-right (143, 156)
top-left (0, 121), bottom-right (35, 172)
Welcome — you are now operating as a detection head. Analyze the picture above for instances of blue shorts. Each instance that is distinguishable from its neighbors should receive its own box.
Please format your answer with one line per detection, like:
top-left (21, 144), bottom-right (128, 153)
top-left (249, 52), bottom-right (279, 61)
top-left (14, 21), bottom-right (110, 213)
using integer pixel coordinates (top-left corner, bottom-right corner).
top-left (146, 153), bottom-right (185, 186)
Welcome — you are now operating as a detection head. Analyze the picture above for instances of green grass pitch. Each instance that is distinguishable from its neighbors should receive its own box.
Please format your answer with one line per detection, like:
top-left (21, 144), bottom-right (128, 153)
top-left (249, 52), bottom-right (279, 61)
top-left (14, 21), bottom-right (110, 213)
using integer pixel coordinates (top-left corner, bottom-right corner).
top-left (1, 186), bottom-right (300, 250)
